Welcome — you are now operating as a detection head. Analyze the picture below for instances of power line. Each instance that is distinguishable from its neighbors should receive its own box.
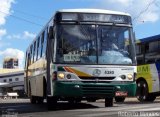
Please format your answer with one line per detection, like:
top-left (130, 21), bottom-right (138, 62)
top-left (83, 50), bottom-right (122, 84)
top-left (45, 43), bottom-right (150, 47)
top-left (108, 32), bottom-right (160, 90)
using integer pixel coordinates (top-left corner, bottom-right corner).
top-left (1, 6), bottom-right (48, 21)
top-left (11, 9), bottom-right (48, 21)
top-left (133, 0), bottom-right (157, 22)
top-left (0, 10), bottom-right (43, 27)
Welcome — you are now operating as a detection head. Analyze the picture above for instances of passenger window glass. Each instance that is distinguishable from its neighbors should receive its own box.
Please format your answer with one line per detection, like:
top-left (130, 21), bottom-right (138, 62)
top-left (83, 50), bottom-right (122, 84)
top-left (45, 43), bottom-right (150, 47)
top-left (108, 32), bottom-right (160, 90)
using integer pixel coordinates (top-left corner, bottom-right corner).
top-left (25, 52), bottom-right (28, 68)
top-left (33, 41), bottom-right (36, 62)
top-left (37, 38), bottom-right (40, 60)
top-left (41, 32), bottom-right (45, 57)
top-left (42, 29), bottom-right (47, 56)
top-left (30, 45), bottom-right (33, 64)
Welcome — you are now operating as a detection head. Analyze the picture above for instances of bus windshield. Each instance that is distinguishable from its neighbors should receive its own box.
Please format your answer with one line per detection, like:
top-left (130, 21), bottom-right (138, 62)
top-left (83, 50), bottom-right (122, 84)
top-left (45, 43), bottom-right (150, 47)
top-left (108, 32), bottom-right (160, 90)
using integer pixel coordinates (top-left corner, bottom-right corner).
top-left (56, 24), bottom-right (135, 65)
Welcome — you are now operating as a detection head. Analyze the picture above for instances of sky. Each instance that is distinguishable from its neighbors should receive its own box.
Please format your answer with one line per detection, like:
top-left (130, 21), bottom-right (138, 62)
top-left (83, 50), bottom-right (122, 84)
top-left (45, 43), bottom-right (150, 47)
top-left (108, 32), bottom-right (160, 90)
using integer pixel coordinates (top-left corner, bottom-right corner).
top-left (0, 0), bottom-right (160, 68)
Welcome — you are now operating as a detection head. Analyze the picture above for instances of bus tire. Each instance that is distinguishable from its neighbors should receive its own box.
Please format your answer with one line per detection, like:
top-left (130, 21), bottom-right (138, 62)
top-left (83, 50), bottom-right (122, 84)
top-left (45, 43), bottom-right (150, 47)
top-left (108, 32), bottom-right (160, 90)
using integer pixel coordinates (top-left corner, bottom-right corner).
top-left (87, 98), bottom-right (96, 102)
top-left (69, 98), bottom-right (81, 104)
top-left (105, 97), bottom-right (113, 107)
top-left (136, 80), bottom-right (148, 102)
top-left (47, 96), bottom-right (57, 110)
top-left (30, 96), bottom-right (36, 104)
top-left (146, 94), bottom-right (156, 102)
top-left (115, 97), bottom-right (125, 102)
top-left (37, 97), bottom-right (44, 104)
top-left (75, 99), bottom-right (81, 103)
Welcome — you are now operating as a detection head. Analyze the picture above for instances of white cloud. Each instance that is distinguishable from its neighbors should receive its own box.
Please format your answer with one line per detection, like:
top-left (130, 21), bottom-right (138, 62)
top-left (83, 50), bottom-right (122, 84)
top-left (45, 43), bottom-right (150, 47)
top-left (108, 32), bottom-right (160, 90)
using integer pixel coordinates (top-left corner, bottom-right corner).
top-left (7, 31), bottom-right (36, 40)
top-left (0, 0), bottom-right (15, 40)
top-left (0, 29), bottom-right (7, 39)
top-left (92, 0), bottom-right (160, 23)
top-left (0, 0), bottom-right (15, 25)
top-left (23, 31), bottom-right (36, 39)
top-left (0, 41), bottom-right (10, 48)
top-left (0, 48), bottom-right (24, 68)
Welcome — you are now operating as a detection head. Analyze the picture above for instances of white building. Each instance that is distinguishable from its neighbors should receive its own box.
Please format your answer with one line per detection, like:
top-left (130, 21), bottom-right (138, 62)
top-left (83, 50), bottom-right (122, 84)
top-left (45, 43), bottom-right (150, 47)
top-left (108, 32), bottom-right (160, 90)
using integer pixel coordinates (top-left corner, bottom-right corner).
top-left (0, 69), bottom-right (24, 97)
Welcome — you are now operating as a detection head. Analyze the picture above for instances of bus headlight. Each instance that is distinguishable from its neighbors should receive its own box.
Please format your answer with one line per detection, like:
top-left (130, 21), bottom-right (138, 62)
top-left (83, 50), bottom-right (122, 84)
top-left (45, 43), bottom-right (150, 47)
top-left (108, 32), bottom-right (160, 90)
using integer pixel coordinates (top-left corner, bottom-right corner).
top-left (58, 73), bottom-right (65, 79)
top-left (127, 74), bottom-right (133, 80)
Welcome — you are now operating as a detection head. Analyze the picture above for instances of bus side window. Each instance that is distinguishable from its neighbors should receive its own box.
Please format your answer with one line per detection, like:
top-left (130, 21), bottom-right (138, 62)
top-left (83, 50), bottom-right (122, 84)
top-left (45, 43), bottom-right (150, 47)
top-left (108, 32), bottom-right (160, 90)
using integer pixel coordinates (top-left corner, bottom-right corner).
top-left (41, 29), bottom-right (47, 57)
top-left (38, 37), bottom-right (41, 58)
top-left (136, 44), bottom-right (142, 54)
top-left (145, 59), bottom-right (155, 64)
top-left (40, 34), bottom-right (44, 57)
top-left (36, 37), bottom-right (40, 60)
top-left (145, 53), bottom-right (155, 64)
top-left (156, 58), bottom-right (160, 63)
top-left (33, 41), bottom-right (36, 62)
top-left (137, 58), bottom-right (144, 65)
top-left (25, 51), bottom-right (31, 67)
top-left (24, 52), bottom-right (28, 68)
top-left (30, 45), bottom-right (33, 64)
top-left (145, 43), bottom-right (149, 53)
top-left (31, 44), bottom-right (34, 63)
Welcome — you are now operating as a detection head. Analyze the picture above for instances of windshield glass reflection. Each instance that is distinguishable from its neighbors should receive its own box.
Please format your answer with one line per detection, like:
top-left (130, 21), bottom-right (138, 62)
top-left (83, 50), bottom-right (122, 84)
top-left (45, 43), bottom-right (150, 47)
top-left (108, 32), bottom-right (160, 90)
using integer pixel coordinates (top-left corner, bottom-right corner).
top-left (56, 24), bottom-right (133, 65)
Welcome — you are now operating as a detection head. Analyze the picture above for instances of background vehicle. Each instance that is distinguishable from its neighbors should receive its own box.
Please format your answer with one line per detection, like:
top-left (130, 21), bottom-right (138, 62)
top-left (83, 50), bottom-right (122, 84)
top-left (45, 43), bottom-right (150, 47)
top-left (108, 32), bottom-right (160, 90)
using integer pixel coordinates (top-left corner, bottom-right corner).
top-left (24, 9), bottom-right (137, 109)
top-left (136, 34), bottom-right (160, 102)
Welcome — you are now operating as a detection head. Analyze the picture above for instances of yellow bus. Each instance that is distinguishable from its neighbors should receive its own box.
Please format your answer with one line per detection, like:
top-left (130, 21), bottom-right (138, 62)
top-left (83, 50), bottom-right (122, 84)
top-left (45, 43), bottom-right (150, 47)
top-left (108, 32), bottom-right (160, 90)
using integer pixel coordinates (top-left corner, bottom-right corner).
top-left (136, 34), bottom-right (160, 102)
top-left (24, 9), bottom-right (137, 109)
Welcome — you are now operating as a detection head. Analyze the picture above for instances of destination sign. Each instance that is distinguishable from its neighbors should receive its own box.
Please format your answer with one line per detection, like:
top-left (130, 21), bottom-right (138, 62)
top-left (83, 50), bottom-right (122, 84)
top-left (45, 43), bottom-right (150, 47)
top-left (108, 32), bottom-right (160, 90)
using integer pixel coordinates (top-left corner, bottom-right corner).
top-left (56, 13), bottom-right (131, 24)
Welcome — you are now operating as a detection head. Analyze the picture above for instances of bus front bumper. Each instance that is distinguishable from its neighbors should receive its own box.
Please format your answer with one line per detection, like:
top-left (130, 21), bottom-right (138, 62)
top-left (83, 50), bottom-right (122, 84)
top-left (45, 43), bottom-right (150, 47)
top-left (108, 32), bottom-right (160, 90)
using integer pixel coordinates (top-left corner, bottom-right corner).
top-left (52, 81), bottom-right (136, 98)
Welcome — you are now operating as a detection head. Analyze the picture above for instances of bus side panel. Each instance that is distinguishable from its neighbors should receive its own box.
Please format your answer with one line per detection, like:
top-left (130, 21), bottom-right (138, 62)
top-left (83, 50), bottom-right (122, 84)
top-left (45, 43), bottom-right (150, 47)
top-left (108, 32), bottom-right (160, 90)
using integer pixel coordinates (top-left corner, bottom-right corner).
top-left (35, 74), bottom-right (44, 97)
top-left (137, 64), bottom-right (153, 93)
top-left (24, 75), bottom-right (27, 95)
top-left (29, 74), bottom-right (45, 97)
top-left (30, 77), bottom-right (36, 96)
top-left (28, 58), bottom-right (47, 97)
top-left (137, 64), bottom-right (160, 93)
top-left (150, 64), bottom-right (160, 92)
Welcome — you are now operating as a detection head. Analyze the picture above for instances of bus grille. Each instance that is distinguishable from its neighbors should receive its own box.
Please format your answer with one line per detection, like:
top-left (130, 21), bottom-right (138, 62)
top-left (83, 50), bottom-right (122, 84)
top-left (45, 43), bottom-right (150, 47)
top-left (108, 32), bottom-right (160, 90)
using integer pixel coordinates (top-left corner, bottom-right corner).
top-left (79, 76), bottom-right (115, 80)
top-left (81, 85), bottom-right (115, 97)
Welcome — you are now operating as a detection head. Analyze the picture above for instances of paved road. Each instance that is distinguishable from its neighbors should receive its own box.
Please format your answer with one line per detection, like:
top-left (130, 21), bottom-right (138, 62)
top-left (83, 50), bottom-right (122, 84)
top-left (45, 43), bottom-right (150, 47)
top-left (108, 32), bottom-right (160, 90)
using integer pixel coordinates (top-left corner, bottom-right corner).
top-left (1, 98), bottom-right (160, 117)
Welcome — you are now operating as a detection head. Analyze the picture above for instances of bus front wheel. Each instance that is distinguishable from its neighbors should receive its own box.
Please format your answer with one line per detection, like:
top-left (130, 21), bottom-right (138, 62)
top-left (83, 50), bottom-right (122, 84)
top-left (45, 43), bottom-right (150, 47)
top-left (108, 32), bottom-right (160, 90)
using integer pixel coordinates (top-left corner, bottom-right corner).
top-left (105, 97), bottom-right (113, 107)
top-left (115, 97), bottom-right (125, 102)
top-left (47, 96), bottom-right (57, 110)
top-left (87, 98), bottom-right (97, 102)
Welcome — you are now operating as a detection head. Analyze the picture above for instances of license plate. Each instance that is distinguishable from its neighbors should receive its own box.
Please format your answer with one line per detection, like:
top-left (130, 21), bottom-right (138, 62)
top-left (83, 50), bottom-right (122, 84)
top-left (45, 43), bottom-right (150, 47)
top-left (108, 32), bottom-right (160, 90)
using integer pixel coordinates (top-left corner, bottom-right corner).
top-left (115, 91), bottom-right (128, 97)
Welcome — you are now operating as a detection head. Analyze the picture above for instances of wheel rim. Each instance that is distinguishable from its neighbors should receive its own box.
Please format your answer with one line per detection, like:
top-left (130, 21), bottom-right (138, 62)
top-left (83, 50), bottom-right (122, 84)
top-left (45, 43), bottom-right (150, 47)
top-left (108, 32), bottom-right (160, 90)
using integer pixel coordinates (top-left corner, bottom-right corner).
top-left (137, 81), bottom-right (148, 101)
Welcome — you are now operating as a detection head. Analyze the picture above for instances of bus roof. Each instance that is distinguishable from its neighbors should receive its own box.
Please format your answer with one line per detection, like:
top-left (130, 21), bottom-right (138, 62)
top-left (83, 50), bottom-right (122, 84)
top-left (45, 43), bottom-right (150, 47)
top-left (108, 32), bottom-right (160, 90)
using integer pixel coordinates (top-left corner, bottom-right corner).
top-left (58, 9), bottom-right (131, 16)
top-left (137, 34), bottom-right (160, 44)
top-left (26, 9), bottom-right (131, 51)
